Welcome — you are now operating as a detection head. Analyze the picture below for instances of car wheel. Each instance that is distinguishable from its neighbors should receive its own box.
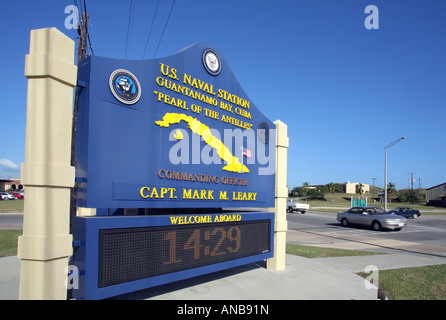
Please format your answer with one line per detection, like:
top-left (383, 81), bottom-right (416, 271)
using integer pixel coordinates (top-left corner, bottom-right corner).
top-left (412, 213), bottom-right (418, 219)
top-left (372, 221), bottom-right (381, 231)
top-left (301, 211), bottom-right (306, 214)
top-left (341, 218), bottom-right (349, 227)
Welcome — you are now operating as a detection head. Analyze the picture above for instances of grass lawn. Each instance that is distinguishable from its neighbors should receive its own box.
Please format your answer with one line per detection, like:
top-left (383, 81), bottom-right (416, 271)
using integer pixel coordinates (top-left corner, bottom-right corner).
top-left (286, 243), bottom-right (384, 258)
top-left (358, 264), bottom-right (446, 300)
top-left (0, 199), bottom-right (24, 213)
top-left (293, 193), bottom-right (446, 215)
top-left (287, 243), bottom-right (446, 300)
top-left (0, 230), bottom-right (21, 257)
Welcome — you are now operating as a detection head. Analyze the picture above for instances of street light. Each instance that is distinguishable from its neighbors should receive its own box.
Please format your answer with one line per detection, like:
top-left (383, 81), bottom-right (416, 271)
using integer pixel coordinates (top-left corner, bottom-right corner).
top-left (384, 136), bottom-right (406, 211)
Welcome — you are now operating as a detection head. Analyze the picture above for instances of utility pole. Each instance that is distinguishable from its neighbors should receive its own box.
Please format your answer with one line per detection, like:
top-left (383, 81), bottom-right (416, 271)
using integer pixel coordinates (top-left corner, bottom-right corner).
top-left (72, 11), bottom-right (89, 166)
top-left (371, 178), bottom-right (376, 190)
top-left (409, 172), bottom-right (415, 190)
top-left (70, 11), bottom-right (89, 222)
top-left (418, 178), bottom-right (422, 189)
top-left (384, 137), bottom-right (406, 211)
top-left (77, 12), bottom-right (89, 68)
top-left (371, 178), bottom-right (376, 203)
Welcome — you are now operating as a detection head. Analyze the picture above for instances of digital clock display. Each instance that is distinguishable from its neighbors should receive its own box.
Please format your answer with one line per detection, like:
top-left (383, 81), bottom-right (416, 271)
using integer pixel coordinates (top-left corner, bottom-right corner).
top-left (98, 219), bottom-right (271, 288)
top-left (72, 213), bottom-right (273, 299)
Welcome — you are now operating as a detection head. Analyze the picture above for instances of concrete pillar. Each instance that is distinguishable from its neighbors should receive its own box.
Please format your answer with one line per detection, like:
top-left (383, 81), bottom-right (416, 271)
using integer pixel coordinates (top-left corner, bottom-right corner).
top-left (267, 120), bottom-right (289, 271)
top-left (18, 28), bottom-right (77, 300)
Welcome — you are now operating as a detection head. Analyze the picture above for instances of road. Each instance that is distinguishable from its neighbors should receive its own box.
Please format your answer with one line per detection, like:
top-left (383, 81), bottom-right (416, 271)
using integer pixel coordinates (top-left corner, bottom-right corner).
top-left (0, 214), bottom-right (23, 230)
top-left (286, 211), bottom-right (446, 258)
top-left (3, 210), bottom-right (446, 258)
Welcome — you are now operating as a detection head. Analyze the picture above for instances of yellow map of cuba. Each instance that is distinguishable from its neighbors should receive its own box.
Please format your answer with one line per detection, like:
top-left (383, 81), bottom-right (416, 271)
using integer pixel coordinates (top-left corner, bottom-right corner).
top-left (155, 112), bottom-right (249, 174)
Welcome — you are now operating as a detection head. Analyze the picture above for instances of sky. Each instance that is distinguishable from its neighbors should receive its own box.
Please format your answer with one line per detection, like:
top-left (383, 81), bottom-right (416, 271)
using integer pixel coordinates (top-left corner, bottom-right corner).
top-left (1, 0), bottom-right (445, 191)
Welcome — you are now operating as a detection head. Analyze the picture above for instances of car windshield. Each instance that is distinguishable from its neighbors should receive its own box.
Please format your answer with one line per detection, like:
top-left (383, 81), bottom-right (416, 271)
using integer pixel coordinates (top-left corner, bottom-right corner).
top-left (352, 207), bottom-right (387, 215)
top-left (372, 207), bottom-right (387, 214)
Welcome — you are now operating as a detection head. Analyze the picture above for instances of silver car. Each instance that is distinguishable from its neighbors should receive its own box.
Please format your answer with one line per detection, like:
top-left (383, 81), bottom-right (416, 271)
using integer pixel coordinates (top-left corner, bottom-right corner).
top-left (0, 192), bottom-right (15, 200)
top-left (337, 206), bottom-right (407, 231)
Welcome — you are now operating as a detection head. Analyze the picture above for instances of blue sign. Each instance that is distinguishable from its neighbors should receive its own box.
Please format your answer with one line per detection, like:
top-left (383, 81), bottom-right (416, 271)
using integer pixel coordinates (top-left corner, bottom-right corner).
top-left (75, 42), bottom-right (276, 210)
top-left (72, 212), bottom-right (274, 300)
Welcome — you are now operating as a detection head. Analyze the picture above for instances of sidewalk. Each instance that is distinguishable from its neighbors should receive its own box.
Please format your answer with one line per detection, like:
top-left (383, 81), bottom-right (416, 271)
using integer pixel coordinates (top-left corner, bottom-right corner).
top-left (0, 254), bottom-right (380, 300)
top-left (137, 254), bottom-right (380, 300)
top-left (314, 253), bottom-right (446, 273)
top-left (0, 256), bottom-right (20, 300)
top-left (2, 252), bottom-right (445, 300)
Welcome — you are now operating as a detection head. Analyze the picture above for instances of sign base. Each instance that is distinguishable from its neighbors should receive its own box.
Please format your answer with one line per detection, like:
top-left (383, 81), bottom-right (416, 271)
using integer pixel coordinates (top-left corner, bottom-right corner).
top-left (72, 212), bottom-right (274, 300)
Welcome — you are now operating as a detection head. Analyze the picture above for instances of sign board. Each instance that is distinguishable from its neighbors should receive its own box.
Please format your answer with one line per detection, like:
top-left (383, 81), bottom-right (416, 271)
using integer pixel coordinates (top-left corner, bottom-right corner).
top-left (75, 42), bottom-right (276, 210)
top-left (72, 212), bottom-right (274, 300)
top-left (351, 197), bottom-right (367, 207)
top-left (71, 42), bottom-right (278, 299)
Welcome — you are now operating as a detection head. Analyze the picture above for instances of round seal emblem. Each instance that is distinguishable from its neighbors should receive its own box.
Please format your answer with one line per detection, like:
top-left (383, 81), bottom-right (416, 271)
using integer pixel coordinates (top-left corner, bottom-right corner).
top-left (203, 48), bottom-right (221, 76)
top-left (258, 122), bottom-right (271, 144)
top-left (109, 69), bottom-right (141, 104)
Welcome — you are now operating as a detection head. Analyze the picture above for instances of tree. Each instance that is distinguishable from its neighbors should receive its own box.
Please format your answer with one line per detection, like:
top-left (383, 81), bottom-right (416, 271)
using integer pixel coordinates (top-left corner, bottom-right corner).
top-left (387, 182), bottom-right (396, 202)
top-left (396, 189), bottom-right (423, 204)
top-left (326, 182), bottom-right (340, 194)
top-left (306, 187), bottom-right (326, 201)
top-left (407, 189), bottom-right (422, 204)
top-left (302, 182), bottom-right (309, 194)
top-left (289, 186), bottom-right (301, 197)
top-left (356, 183), bottom-right (364, 195)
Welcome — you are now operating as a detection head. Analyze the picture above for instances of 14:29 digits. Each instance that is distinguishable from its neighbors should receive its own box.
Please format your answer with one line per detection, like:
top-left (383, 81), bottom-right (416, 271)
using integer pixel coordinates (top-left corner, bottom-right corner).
top-left (163, 226), bottom-right (241, 265)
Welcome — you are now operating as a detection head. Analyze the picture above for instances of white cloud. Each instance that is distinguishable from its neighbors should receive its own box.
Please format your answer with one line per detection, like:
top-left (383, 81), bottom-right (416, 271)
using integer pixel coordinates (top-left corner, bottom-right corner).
top-left (0, 159), bottom-right (20, 171)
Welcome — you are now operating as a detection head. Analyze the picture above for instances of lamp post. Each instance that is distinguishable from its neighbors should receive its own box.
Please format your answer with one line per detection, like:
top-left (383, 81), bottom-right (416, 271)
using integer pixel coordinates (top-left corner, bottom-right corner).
top-left (384, 137), bottom-right (406, 211)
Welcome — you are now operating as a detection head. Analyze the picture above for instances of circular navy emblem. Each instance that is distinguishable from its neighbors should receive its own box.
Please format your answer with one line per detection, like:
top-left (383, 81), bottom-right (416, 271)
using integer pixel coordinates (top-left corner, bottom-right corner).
top-left (203, 48), bottom-right (221, 76)
top-left (258, 122), bottom-right (270, 144)
top-left (109, 69), bottom-right (141, 104)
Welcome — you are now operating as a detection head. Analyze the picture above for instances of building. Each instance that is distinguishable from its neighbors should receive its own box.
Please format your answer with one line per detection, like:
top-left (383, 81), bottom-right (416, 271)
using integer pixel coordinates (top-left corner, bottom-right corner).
top-left (308, 182), bottom-right (370, 194)
top-left (0, 178), bottom-right (23, 192)
top-left (426, 183), bottom-right (446, 207)
top-left (343, 182), bottom-right (370, 194)
top-left (0, 179), bottom-right (9, 192)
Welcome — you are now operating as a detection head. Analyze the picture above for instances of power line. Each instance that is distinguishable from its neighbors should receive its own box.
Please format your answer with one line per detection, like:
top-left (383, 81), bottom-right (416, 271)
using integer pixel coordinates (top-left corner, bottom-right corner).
top-left (73, 0), bottom-right (81, 14)
top-left (83, 0), bottom-right (94, 55)
top-left (418, 178), bottom-right (423, 189)
top-left (125, 0), bottom-right (135, 59)
top-left (142, 0), bottom-right (160, 59)
top-left (153, 0), bottom-right (176, 58)
top-left (87, 33), bottom-right (94, 55)
top-left (71, 5), bottom-right (90, 230)
top-left (76, 11), bottom-right (89, 64)
top-left (74, 0), bottom-right (94, 56)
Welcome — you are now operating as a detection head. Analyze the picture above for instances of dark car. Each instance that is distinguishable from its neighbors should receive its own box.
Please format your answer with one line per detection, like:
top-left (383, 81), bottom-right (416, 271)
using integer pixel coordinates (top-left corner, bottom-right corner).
top-left (388, 207), bottom-right (421, 219)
